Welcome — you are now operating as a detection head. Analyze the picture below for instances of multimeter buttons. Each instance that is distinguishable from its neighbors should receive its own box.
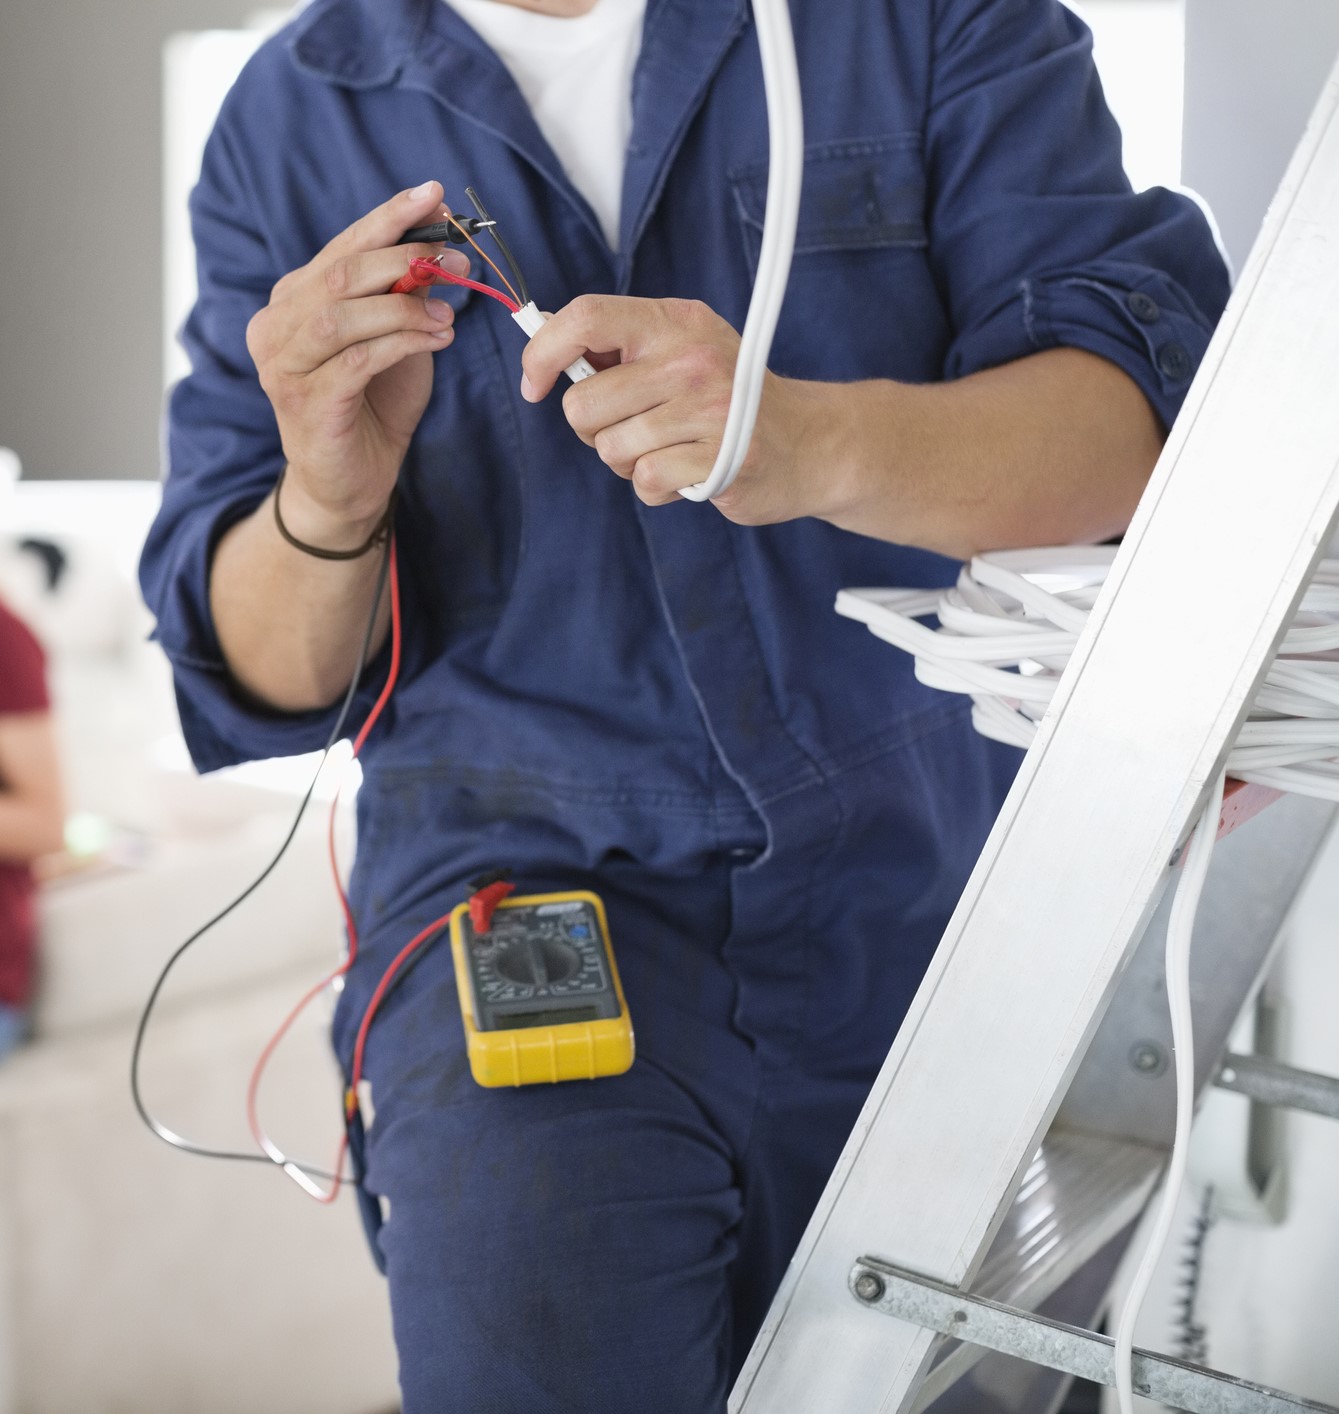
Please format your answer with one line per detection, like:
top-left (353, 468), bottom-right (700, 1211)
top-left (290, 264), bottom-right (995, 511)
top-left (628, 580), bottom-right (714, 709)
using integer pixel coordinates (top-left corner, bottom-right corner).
top-left (448, 891), bottom-right (635, 1088)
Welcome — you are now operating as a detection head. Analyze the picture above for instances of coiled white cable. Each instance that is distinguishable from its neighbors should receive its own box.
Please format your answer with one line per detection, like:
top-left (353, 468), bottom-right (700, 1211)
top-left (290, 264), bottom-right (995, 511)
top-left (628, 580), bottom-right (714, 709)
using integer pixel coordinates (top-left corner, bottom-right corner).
top-left (837, 549), bottom-right (1339, 801)
top-left (838, 550), bottom-right (1339, 1410)
top-left (679, 0), bottom-right (803, 502)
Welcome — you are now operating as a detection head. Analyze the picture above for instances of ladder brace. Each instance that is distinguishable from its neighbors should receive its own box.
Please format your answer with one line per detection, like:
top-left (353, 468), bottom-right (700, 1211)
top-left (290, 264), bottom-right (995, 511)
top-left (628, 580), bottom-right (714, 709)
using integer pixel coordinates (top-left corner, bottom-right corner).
top-left (1214, 1054), bottom-right (1339, 1122)
top-left (849, 1259), bottom-right (1339, 1414)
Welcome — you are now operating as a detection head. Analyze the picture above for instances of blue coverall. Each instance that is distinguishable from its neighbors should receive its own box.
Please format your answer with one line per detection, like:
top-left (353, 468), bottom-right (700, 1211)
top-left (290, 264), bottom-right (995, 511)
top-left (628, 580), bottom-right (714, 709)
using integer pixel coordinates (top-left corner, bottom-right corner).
top-left (140, 0), bottom-right (1230, 1407)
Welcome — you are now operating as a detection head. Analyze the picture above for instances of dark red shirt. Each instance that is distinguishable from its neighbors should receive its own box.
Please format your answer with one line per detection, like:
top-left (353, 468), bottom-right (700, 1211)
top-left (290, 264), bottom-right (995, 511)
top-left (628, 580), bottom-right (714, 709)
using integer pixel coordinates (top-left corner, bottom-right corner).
top-left (0, 602), bottom-right (50, 1007)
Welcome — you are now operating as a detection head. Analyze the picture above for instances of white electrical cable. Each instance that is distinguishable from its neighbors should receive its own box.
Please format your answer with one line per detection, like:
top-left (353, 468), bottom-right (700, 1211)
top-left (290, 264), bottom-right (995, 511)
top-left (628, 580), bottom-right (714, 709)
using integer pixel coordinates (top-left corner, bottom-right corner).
top-left (1112, 767), bottom-right (1223, 1414)
top-left (512, 302), bottom-right (597, 383)
top-left (678, 0), bottom-right (803, 502)
top-left (837, 550), bottom-right (1339, 802)
top-left (837, 550), bottom-right (1339, 1405)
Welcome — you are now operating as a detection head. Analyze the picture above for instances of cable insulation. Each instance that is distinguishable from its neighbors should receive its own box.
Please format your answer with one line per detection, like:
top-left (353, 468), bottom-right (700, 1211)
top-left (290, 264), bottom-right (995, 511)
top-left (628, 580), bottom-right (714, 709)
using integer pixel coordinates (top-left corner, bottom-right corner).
top-left (836, 550), bottom-right (1339, 802)
top-left (679, 0), bottom-right (803, 502)
top-left (465, 186), bottom-right (531, 308)
top-left (1113, 770), bottom-right (1224, 1414)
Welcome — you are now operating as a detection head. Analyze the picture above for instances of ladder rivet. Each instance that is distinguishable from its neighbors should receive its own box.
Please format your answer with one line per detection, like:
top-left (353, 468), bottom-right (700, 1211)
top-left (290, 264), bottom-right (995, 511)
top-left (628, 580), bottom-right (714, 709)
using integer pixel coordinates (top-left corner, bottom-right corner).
top-left (1130, 1042), bottom-right (1167, 1075)
top-left (854, 1273), bottom-right (885, 1303)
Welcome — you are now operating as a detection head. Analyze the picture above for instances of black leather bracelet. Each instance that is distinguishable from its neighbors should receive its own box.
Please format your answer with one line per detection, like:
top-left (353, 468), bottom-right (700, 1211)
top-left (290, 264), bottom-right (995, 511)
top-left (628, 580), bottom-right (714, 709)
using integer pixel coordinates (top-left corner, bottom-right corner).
top-left (273, 467), bottom-right (396, 561)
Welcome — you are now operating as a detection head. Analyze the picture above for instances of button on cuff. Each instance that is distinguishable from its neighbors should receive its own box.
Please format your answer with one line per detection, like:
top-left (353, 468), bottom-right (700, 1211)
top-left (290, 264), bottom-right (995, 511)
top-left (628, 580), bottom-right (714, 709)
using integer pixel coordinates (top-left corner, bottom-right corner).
top-left (1157, 341), bottom-right (1192, 380)
top-left (1126, 290), bottom-right (1161, 324)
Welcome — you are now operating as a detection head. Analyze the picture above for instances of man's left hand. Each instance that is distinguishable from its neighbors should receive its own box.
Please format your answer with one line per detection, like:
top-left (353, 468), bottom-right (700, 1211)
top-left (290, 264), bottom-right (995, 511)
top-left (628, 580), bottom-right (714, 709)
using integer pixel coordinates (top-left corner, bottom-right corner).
top-left (520, 295), bottom-right (837, 525)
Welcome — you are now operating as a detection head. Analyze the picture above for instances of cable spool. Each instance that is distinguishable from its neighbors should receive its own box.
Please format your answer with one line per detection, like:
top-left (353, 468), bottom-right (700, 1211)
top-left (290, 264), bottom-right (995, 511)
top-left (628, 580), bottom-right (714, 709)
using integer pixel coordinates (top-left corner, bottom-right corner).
top-left (837, 548), bottom-right (1339, 803)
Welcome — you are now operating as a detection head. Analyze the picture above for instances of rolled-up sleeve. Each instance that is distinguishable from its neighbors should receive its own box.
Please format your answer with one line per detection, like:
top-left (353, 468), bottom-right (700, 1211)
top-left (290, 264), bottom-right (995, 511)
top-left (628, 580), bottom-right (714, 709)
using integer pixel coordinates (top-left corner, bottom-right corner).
top-left (928, 0), bottom-right (1230, 429)
top-left (141, 97), bottom-right (390, 773)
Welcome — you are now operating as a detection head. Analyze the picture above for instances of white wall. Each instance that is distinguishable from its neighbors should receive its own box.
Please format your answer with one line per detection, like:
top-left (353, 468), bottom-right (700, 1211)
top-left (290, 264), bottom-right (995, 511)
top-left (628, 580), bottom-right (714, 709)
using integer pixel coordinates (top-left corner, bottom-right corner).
top-left (163, 14), bottom-right (292, 389)
top-left (1070, 0), bottom-right (1185, 193)
top-left (0, 0), bottom-right (287, 481)
top-left (1183, 0), bottom-right (1339, 271)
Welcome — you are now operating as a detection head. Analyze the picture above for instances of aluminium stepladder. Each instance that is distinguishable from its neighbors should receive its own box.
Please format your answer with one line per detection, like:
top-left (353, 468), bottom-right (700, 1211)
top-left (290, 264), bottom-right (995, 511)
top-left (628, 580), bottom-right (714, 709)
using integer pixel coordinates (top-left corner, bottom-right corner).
top-left (730, 50), bottom-right (1339, 1414)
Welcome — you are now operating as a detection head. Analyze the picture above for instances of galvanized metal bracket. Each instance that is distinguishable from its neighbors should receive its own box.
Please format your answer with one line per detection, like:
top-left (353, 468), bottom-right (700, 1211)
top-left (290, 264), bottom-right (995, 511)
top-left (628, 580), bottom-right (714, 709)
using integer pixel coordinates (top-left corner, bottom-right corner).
top-left (1215, 1053), bottom-right (1339, 1122)
top-left (849, 1259), bottom-right (1339, 1414)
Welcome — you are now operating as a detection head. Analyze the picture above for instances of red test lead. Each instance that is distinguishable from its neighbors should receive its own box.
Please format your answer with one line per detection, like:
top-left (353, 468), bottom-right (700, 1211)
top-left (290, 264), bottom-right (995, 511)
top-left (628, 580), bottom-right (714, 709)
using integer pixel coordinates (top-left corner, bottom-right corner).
top-left (468, 873), bottom-right (517, 934)
top-left (389, 256), bottom-right (445, 296)
top-left (390, 255), bottom-right (521, 312)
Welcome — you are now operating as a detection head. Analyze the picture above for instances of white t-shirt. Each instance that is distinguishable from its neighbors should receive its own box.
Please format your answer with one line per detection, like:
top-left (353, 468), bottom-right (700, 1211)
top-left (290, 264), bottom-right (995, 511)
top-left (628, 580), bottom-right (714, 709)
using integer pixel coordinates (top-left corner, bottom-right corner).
top-left (442, 0), bottom-right (648, 250)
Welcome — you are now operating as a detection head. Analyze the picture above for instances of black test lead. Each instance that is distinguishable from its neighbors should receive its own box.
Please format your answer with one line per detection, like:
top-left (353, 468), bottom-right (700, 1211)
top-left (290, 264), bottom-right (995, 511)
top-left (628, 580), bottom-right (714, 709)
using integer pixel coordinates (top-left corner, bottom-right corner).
top-left (399, 216), bottom-right (497, 245)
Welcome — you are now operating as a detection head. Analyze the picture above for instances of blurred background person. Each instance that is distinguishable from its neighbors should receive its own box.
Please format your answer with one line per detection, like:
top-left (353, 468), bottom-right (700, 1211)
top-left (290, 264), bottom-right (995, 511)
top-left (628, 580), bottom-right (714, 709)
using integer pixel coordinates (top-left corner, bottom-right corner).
top-left (0, 590), bottom-right (64, 1060)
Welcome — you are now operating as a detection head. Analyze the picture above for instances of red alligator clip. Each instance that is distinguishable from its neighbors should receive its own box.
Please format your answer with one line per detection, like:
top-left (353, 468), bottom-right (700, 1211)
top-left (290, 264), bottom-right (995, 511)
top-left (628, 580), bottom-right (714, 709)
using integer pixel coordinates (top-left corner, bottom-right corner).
top-left (468, 872), bottom-right (516, 935)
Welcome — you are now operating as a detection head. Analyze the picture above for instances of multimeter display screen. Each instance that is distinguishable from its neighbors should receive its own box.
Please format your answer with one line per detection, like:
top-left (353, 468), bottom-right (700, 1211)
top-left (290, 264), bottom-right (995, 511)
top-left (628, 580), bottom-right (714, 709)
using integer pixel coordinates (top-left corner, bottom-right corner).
top-left (460, 899), bottom-right (622, 1033)
top-left (496, 1006), bottom-right (603, 1030)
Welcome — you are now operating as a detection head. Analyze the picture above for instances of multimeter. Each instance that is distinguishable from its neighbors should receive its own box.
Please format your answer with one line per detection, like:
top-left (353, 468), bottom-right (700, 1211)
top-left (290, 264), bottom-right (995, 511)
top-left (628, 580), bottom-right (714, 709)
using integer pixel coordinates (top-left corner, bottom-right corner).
top-left (448, 890), bottom-right (635, 1088)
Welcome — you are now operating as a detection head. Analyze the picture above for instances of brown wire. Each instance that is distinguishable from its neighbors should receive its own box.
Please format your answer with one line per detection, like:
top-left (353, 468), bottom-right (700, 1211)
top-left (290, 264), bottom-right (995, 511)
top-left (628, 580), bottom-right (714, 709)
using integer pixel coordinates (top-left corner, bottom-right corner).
top-left (444, 210), bottom-right (521, 307)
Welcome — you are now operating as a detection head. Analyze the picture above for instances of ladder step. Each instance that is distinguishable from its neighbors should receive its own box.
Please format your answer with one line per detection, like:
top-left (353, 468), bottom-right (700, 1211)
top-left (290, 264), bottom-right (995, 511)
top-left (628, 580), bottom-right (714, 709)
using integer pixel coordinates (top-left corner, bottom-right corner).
top-left (915, 1128), bottom-right (1162, 1408)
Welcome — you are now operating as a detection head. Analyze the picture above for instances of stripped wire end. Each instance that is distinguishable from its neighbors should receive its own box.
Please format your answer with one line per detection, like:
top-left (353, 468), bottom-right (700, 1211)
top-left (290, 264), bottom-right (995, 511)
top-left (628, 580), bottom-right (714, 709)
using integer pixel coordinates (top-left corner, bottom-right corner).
top-left (444, 211), bottom-right (521, 307)
top-left (466, 185), bottom-right (531, 308)
top-left (392, 187), bottom-right (531, 316)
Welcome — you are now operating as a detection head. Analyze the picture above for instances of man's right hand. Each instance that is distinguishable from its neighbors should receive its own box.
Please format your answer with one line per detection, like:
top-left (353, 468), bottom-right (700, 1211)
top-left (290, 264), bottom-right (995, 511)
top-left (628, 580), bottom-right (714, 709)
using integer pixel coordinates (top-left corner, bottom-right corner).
top-left (245, 180), bottom-right (470, 552)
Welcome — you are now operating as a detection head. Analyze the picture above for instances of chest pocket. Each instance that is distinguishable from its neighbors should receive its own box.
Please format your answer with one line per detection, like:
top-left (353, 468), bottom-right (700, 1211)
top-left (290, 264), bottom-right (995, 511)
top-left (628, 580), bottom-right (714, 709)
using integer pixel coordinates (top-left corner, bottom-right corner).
top-left (728, 133), bottom-right (946, 382)
top-left (731, 132), bottom-right (928, 259)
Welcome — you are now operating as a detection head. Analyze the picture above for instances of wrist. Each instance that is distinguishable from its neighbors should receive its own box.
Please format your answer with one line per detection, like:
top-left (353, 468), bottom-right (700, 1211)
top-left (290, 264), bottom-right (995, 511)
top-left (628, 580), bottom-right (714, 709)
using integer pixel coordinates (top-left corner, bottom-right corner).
top-left (274, 468), bottom-right (391, 554)
top-left (778, 378), bottom-right (875, 525)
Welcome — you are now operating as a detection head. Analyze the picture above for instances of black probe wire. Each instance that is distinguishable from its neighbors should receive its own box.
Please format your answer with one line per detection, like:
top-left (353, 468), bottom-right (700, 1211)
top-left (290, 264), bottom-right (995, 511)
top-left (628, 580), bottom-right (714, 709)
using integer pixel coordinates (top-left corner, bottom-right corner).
top-left (129, 537), bottom-right (393, 1183)
top-left (466, 186), bottom-right (530, 308)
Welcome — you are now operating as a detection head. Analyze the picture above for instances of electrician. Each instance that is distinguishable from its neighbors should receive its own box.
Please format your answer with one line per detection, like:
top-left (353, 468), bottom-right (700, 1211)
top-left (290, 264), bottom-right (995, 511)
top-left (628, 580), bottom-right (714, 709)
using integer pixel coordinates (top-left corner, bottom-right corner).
top-left (140, 0), bottom-right (1229, 1408)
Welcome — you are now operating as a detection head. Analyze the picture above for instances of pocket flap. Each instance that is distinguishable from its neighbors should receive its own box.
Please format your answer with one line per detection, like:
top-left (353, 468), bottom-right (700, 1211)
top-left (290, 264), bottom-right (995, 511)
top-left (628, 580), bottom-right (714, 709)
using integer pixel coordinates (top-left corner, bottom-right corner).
top-left (730, 133), bottom-right (928, 254)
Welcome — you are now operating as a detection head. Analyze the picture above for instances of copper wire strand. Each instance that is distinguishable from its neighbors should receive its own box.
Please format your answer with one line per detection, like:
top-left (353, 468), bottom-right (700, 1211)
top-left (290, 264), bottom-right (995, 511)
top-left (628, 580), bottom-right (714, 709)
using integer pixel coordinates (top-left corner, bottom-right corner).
top-left (443, 210), bottom-right (521, 307)
top-left (465, 187), bottom-right (531, 307)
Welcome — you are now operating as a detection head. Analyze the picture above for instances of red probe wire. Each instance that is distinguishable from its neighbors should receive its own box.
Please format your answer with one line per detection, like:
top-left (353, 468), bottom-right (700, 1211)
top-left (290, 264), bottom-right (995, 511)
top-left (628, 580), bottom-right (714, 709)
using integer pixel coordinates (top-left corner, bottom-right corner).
top-left (246, 538), bottom-right (408, 1203)
top-left (249, 238), bottom-right (530, 1202)
top-left (392, 256), bottom-right (521, 313)
top-left (345, 906), bottom-right (455, 1124)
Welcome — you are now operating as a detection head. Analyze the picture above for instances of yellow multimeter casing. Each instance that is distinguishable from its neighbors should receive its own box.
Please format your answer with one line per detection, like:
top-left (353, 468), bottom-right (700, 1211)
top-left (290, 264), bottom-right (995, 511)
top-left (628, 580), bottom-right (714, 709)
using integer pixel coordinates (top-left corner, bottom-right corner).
top-left (448, 890), bottom-right (634, 1088)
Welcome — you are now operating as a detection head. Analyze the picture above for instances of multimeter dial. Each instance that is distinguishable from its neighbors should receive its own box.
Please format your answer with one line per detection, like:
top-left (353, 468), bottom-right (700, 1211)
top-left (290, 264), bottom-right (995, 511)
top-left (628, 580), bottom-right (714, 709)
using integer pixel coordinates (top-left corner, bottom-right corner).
top-left (494, 937), bottom-right (582, 986)
top-left (460, 899), bottom-right (621, 1031)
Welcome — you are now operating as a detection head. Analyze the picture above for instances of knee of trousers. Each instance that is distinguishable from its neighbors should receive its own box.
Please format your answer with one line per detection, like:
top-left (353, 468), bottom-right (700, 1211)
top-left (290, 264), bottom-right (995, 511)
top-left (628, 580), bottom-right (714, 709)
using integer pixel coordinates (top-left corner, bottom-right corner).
top-left (367, 1068), bottom-right (747, 1414)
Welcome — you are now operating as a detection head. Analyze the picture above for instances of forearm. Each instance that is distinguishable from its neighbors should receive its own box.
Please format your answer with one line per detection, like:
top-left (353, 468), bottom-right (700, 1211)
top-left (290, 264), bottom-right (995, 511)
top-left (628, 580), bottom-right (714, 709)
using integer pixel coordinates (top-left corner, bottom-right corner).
top-left (0, 794), bottom-right (64, 862)
top-left (812, 348), bottom-right (1164, 559)
top-left (209, 472), bottom-right (391, 713)
top-left (199, 185), bottom-right (472, 715)
top-left (527, 298), bottom-right (1164, 551)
